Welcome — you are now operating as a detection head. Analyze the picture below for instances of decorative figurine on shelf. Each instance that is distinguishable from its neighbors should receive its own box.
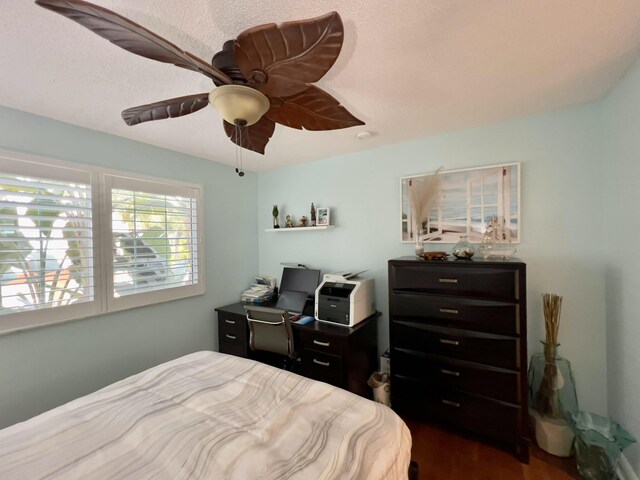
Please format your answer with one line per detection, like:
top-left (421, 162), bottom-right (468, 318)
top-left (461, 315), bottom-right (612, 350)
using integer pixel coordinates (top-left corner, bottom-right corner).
top-left (272, 205), bottom-right (280, 229)
top-left (310, 203), bottom-right (316, 226)
top-left (299, 216), bottom-right (308, 227)
top-left (285, 215), bottom-right (294, 228)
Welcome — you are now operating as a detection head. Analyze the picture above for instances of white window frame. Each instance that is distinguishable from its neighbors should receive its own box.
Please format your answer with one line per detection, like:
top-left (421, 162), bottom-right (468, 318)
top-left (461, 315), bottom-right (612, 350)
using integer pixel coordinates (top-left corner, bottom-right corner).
top-left (0, 150), bottom-right (205, 335)
top-left (103, 173), bottom-right (205, 312)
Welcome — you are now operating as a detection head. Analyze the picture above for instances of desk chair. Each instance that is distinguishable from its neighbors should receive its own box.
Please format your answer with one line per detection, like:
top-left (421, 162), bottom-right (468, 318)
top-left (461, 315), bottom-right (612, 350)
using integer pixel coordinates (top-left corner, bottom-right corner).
top-left (244, 306), bottom-right (297, 369)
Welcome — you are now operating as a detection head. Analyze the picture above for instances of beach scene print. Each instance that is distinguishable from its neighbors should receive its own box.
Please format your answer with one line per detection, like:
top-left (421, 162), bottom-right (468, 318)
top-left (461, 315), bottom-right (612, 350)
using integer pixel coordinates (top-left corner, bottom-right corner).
top-left (401, 163), bottom-right (520, 244)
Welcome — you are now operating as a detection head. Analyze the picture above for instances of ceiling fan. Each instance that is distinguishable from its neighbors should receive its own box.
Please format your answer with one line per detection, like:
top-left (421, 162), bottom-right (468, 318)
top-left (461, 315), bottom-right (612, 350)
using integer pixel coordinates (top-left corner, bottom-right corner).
top-left (35, 0), bottom-right (364, 174)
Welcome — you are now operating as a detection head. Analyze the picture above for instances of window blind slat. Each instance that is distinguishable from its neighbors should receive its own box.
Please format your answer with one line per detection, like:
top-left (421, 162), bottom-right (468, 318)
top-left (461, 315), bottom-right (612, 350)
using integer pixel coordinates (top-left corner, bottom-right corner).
top-left (0, 176), bottom-right (90, 193)
top-left (0, 190), bottom-right (91, 203)
top-left (0, 202), bottom-right (92, 214)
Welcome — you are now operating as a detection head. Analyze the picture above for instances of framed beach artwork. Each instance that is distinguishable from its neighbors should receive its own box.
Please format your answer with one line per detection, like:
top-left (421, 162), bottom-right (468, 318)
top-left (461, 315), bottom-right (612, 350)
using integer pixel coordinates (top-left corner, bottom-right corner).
top-left (400, 163), bottom-right (521, 244)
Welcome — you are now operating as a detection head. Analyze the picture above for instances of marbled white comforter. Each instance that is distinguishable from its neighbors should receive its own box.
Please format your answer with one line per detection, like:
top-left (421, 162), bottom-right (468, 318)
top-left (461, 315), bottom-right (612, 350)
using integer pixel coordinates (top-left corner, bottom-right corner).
top-left (0, 351), bottom-right (411, 479)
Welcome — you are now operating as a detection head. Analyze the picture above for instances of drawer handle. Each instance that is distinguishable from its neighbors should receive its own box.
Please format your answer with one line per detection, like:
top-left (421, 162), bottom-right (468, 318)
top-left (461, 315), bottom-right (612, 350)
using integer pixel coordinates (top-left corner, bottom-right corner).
top-left (438, 278), bottom-right (458, 284)
top-left (441, 399), bottom-right (461, 408)
top-left (313, 358), bottom-right (331, 367)
top-left (225, 334), bottom-right (237, 340)
top-left (439, 338), bottom-right (460, 346)
top-left (313, 339), bottom-right (331, 347)
top-left (440, 369), bottom-right (460, 377)
top-left (439, 308), bottom-right (459, 315)
top-left (225, 319), bottom-right (236, 325)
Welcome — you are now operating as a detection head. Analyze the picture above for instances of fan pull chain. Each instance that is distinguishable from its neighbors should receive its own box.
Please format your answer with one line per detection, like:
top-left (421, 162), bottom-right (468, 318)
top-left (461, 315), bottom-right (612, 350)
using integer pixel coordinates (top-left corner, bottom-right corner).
top-left (234, 122), bottom-right (239, 175)
top-left (239, 124), bottom-right (244, 177)
top-left (234, 119), bottom-right (246, 177)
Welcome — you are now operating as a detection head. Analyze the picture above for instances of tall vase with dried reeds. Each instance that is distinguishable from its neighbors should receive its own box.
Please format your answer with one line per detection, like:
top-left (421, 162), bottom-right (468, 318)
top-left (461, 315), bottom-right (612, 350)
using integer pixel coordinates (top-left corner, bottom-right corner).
top-left (536, 293), bottom-right (563, 417)
top-left (528, 293), bottom-right (580, 457)
top-left (408, 168), bottom-right (441, 256)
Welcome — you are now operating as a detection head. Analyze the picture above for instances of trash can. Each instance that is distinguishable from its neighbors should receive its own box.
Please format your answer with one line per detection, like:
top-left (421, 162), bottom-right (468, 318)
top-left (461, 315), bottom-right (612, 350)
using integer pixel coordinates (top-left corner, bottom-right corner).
top-left (368, 372), bottom-right (391, 407)
top-left (568, 411), bottom-right (636, 480)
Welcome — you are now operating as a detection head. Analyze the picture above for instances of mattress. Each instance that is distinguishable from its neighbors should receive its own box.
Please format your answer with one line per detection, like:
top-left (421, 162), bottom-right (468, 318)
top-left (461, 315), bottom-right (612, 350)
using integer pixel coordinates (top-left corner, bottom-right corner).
top-left (0, 351), bottom-right (411, 479)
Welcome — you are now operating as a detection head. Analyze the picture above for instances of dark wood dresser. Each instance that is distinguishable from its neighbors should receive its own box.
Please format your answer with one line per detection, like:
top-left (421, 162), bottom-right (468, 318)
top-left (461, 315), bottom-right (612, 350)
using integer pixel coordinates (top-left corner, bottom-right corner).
top-left (388, 256), bottom-right (529, 462)
top-left (215, 302), bottom-right (378, 398)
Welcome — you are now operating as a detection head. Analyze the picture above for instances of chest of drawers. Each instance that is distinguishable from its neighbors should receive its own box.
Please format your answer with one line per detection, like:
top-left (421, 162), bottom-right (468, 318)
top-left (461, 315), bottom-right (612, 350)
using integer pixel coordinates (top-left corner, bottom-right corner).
top-left (388, 257), bottom-right (529, 462)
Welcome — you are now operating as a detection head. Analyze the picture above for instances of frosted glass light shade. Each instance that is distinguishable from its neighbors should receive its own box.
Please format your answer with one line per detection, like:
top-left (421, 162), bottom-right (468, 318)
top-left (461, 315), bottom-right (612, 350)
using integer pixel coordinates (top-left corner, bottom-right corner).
top-left (208, 85), bottom-right (270, 126)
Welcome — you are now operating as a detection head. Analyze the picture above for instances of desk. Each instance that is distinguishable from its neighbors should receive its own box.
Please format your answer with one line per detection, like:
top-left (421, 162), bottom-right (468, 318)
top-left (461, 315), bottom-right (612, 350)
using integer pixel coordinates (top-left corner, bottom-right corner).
top-left (215, 302), bottom-right (379, 398)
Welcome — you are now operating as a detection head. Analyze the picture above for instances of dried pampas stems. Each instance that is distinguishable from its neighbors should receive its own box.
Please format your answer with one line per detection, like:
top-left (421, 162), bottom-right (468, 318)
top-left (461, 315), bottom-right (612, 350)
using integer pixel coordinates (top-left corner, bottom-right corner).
top-left (409, 167), bottom-right (442, 236)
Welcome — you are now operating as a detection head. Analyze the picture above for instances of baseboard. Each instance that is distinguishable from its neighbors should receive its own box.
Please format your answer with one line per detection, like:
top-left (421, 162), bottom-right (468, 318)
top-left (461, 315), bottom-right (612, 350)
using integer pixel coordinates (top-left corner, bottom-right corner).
top-left (617, 453), bottom-right (639, 480)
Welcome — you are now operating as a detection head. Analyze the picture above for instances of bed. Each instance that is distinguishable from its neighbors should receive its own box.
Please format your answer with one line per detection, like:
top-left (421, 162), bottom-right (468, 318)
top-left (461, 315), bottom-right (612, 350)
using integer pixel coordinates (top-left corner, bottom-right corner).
top-left (0, 351), bottom-right (411, 479)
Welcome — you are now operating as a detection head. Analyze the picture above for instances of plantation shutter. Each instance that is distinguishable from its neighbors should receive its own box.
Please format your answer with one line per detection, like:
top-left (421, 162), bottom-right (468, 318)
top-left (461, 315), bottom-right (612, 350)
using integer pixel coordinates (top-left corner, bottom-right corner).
top-left (0, 166), bottom-right (94, 316)
top-left (106, 174), bottom-right (202, 309)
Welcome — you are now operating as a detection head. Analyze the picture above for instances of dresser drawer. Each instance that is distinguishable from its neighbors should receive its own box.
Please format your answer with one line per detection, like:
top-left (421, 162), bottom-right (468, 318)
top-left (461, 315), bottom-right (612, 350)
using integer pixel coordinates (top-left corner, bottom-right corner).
top-left (392, 347), bottom-right (521, 403)
top-left (390, 292), bottom-right (519, 336)
top-left (393, 375), bottom-right (521, 444)
top-left (392, 321), bottom-right (519, 370)
top-left (390, 264), bottom-right (519, 300)
top-left (301, 351), bottom-right (343, 387)
top-left (299, 329), bottom-right (342, 356)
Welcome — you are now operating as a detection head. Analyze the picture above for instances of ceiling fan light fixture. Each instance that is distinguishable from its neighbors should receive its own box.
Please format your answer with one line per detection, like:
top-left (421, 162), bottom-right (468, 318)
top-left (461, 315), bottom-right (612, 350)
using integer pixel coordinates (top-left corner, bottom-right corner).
top-left (208, 85), bottom-right (270, 126)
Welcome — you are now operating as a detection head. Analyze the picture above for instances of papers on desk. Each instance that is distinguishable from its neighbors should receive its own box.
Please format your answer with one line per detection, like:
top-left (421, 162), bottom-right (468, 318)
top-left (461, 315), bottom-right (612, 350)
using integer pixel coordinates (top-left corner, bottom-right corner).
top-left (241, 275), bottom-right (276, 303)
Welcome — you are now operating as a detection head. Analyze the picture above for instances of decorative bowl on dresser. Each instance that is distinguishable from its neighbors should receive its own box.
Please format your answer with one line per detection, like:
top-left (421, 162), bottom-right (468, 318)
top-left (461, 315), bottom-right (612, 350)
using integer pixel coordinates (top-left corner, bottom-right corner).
top-left (388, 256), bottom-right (530, 462)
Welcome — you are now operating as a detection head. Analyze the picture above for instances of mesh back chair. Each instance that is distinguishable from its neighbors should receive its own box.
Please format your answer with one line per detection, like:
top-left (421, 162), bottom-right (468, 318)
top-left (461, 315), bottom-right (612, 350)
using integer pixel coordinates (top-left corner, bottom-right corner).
top-left (244, 306), bottom-right (297, 362)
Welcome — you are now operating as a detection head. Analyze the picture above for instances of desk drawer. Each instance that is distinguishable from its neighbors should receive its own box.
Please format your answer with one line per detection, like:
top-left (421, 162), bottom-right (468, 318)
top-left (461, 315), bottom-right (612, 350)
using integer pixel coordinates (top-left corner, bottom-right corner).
top-left (392, 321), bottom-right (519, 370)
top-left (392, 347), bottom-right (520, 403)
top-left (218, 313), bottom-right (246, 357)
top-left (390, 292), bottom-right (519, 336)
top-left (390, 264), bottom-right (519, 300)
top-left (299, 330), bottom-right (341, 356)
top-left (218, 334), bottom-right (247, 357)
top-left (392, 375), bottom-right (521, 444)
top-left (301, 351), bottom-right (343, 387)
top-left (218, 314), bottom-right (246, 337)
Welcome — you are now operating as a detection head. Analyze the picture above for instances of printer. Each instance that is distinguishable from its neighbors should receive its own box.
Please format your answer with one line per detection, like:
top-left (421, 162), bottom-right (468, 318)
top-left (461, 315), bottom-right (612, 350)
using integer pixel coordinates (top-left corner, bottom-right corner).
top-left (314, 272), bottom-right (375, 327)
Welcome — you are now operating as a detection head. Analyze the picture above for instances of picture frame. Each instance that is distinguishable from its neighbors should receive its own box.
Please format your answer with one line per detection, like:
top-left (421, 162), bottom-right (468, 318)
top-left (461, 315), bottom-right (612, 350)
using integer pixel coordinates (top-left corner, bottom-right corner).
top-left (400, 163), bottom-right (521, 244)
top-left (317, 207), bottom-right (330, 226)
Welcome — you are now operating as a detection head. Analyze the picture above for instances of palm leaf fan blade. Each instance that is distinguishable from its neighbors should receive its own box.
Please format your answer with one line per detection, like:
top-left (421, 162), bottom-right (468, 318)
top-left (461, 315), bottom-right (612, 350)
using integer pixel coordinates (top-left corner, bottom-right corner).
top-left (223, 117), bottom-right (275, 155)
top-left (234, 12), bottom-right (344, 97)
top-left (35, 0), bottom-right (231, 84)
top-left (266, 86), bottom-right (363, 130)
top-left (122, 93), bottom-right (210, 126)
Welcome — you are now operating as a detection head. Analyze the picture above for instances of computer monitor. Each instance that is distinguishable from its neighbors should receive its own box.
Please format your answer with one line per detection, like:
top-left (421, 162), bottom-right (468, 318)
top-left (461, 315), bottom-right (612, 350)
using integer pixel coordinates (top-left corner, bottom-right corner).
top-left (279, 267), bottom-right (321, 300)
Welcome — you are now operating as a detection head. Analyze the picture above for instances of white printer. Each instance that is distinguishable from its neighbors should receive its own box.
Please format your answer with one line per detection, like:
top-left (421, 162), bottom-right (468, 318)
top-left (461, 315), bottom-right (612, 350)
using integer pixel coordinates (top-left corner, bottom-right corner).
top-left (314, 272), bottom-right (375, 327)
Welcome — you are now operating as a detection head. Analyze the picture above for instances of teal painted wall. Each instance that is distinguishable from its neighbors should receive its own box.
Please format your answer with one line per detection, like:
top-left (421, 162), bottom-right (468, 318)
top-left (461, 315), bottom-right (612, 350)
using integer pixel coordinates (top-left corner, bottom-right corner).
top-left (602, 60), bottom-right (640, 471)
top-left (0, 106), bottom-right (258, 428)
top-left (3, 89), bottom-right (634, 464)
top-left (258, 104), bottom-right (608, 414)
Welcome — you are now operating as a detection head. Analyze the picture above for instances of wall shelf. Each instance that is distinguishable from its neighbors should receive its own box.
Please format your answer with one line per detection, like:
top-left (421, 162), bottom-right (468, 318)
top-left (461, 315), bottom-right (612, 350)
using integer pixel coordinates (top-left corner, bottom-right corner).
top-left (265, 225), bottom-right (335, 232)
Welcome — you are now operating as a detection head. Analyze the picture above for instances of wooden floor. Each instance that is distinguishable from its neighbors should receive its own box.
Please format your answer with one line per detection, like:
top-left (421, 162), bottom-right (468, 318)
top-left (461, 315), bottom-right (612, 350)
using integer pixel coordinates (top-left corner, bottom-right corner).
top-left (404, 417), bottom-right (579, 480)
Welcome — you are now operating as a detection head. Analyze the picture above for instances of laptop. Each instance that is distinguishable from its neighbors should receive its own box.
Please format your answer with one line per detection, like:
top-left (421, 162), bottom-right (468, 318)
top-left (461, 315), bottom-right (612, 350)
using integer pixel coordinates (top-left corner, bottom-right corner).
top-left (275, 290), bottom-right (308, 315)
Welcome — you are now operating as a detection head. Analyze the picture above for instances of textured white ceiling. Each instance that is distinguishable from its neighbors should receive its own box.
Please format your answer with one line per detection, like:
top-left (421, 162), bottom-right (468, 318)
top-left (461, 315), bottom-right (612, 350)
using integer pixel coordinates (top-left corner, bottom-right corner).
top-left (1, 0), bottom-right (640, 171)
